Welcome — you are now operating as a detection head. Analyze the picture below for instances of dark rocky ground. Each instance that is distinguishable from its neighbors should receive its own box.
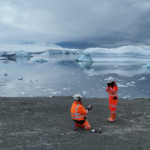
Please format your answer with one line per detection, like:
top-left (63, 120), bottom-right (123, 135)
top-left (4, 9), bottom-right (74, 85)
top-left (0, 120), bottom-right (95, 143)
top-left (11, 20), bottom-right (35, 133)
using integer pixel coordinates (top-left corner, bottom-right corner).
top-left (0, 96), bottom-right (150, 150)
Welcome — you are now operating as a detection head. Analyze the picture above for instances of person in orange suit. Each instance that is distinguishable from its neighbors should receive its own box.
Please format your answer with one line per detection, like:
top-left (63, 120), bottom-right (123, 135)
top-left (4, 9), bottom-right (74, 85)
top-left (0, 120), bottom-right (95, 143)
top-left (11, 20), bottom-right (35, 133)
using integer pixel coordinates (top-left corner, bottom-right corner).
top-left (106, 77), bottom-right (118, 122)
top-left (70, 93), bottom-right (92, 131)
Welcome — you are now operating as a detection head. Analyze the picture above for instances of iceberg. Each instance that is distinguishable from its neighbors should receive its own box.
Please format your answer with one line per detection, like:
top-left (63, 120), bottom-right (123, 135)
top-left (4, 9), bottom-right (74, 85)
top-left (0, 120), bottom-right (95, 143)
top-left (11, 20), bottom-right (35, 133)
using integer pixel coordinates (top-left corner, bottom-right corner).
top-left (41, 49), bottom-right (80, 56)
top-left (145, 62), bottom-right (150, 68)
top-left (75, 53), bottom-right (93, 62)
top-left (16, 50), bottom-right (32, 57)
top-left (83, 46), bottom-right (150, 61)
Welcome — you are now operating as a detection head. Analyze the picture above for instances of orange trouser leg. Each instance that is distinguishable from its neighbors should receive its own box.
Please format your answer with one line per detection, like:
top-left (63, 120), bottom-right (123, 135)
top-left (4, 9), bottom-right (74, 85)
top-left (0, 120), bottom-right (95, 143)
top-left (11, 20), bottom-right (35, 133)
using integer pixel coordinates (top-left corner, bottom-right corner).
top-left (109, 104), bottom-right (111, 111)
top-left (110, 99), bottom-right (118, 113)
top-left (77, 120), bottom-right (91, 130)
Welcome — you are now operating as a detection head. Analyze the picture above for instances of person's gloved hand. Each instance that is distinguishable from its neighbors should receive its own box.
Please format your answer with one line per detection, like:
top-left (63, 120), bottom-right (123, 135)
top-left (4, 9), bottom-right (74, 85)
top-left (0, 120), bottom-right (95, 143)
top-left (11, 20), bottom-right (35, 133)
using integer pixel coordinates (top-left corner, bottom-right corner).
top-left (87, 105), bottom-right (92, 111)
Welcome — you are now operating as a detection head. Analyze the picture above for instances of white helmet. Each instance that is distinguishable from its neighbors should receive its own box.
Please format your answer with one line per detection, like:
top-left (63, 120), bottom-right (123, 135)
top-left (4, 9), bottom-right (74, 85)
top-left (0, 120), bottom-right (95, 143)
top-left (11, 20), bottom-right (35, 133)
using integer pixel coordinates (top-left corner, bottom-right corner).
top-left (107, 77), bottom-right (114, 83)
top-left (74, 93), bottom-right (82, 101)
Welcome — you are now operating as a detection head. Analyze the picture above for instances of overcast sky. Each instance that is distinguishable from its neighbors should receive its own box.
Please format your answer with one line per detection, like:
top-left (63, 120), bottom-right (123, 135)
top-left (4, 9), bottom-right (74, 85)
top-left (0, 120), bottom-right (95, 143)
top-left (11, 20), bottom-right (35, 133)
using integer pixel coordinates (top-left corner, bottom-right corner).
top-left (0, 0), bottom-right (150, 48)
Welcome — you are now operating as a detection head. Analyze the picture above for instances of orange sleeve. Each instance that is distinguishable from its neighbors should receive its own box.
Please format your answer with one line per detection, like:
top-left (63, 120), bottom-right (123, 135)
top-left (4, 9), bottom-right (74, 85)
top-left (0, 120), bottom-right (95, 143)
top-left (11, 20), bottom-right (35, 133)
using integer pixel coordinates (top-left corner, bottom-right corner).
top-left (78, 105), bottom-right (87, 115)
top-left (109, 86), bottom-right (118, 94)
top-left (106, 87), bottom-right (110, 92)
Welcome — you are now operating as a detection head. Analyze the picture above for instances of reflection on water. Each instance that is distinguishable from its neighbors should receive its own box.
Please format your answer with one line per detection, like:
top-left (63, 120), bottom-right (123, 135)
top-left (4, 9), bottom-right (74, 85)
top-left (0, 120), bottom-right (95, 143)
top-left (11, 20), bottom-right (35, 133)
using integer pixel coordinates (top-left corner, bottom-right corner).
top-left (76, 61), bottom-right (93, 69)
top-left (0, 54), bottom-right (150, 99)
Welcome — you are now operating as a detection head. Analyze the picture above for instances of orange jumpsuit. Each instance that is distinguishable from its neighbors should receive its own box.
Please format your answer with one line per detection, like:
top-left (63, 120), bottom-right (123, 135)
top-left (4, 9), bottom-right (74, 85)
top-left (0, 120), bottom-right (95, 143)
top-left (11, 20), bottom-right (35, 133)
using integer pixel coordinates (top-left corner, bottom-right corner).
top-left (70, 101), bottom-right (91, 129)
top-left (106, 82), bottom-right (118, 113)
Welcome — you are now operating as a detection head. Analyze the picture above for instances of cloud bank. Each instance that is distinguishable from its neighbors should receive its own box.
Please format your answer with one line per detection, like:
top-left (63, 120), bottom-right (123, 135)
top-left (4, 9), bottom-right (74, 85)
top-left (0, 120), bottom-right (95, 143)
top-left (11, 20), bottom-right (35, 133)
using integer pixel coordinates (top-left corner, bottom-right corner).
top-left (0, 0), bottom-right (150, 48)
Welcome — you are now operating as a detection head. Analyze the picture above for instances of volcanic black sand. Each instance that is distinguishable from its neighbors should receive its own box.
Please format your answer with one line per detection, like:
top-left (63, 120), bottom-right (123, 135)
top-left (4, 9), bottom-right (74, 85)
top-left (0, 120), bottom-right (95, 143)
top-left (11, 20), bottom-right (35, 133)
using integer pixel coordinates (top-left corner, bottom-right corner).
top-left (0, 96), bottom-right (150, 150)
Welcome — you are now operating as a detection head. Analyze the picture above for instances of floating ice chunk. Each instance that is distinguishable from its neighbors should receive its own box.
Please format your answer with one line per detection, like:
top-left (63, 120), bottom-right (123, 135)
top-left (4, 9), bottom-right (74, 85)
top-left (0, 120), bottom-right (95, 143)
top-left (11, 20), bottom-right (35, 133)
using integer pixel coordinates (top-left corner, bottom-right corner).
top-left (75, 53), bottom-right (93, 62)
top-left (16, 50), bottom-right (32, 57)
top-left (123, 97), bottom-right (127, 99)
top-left (63, 87), bottom-right (70, 90)
top-left (99, 89), bottom-right (103, 91)
top-left (138, 77), bottom-right (146, 80)
top-left (18, 77), bottom-right (23, 80)
top-left (90, 69), bottom-right (94, 72)
top-left (47, 89), bottom-right (53, 91)
top-left (20, 92), bottom-right (25, 95)
top-left (83, 91), bottom-right (87, 95)
top-left (28, 95), bottom-right (33, 97)
top-left (36, 86), bottom-right (42, 89)
top-left (76, 81), bottom-right (80, 83)
top-left (131, 81), bottom-right (135, 84)
top-left (51, 91), bottom-right (62, 95)
top-left (31, 57), bottom-right (48, 63)
top-left (118, 85), bottom-right (128, 87)
top-left (88, 74), bottom-right (93, 76)
top-left (141, 77), bottom-right (146, 80)
top-left (126, 83), bottom-right (131, 85)
top-left (40, 89), bottom-right (47, 92)
top-left (0, 57), bottom-right (8, 60)
top-left (129, 84), bottom-right (135, 86)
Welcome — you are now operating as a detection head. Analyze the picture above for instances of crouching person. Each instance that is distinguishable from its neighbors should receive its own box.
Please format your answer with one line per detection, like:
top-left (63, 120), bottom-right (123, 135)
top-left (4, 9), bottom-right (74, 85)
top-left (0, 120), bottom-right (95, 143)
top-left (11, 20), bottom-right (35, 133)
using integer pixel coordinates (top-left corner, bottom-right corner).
top-left (70, 93), bottom-right (92, 131)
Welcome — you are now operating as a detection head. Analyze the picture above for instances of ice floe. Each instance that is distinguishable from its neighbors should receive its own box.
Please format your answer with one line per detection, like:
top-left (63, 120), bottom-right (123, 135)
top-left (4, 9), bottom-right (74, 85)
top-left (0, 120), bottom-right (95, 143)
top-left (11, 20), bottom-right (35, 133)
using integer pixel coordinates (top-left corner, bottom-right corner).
top-left (83, 91), bottom-right (87, 95)
top-left (19, 92), bottom-right (25, 95)
top-left (138, 77), bottom-right (146, 80)
top-left (117, 85), bottom-right (128, 87)
top-left (63, 87), bottom-right (70, 90)
top-left (18, 77), bottom-right (23, 80)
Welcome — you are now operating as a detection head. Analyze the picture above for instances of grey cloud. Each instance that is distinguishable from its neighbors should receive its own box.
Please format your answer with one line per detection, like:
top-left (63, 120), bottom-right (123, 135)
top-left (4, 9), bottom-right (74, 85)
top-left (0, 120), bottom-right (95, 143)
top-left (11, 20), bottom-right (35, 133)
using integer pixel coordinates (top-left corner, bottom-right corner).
top-left (0, 0), bottom-right (150, 48)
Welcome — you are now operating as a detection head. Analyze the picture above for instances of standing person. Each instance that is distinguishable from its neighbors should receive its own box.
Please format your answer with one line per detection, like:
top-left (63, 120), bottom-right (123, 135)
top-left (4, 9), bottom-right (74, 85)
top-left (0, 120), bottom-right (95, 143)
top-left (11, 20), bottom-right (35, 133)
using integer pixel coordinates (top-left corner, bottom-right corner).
top-left (70, 93), bottom-right (92, 131)
top-left (106, 77), bottom-right (118, 122)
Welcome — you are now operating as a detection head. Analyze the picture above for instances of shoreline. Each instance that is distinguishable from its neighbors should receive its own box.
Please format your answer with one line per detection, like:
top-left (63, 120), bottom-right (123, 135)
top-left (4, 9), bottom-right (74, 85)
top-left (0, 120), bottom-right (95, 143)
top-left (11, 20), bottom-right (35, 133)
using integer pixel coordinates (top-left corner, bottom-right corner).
top-left (1, 97), bottom-right (150, 150)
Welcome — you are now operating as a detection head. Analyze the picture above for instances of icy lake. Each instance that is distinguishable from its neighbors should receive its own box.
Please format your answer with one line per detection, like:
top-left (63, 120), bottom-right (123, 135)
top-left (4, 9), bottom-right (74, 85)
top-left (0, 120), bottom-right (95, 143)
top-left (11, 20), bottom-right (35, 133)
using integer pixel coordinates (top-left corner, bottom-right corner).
top-left (0, 44), bottom-right (150, 99)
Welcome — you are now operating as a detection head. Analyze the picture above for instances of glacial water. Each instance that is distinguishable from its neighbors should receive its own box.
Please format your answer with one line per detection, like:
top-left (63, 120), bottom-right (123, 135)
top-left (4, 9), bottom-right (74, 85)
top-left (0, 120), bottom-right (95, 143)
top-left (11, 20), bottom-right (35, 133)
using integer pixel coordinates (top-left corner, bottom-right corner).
top-left (0, 54), bottom-right (150, 99)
